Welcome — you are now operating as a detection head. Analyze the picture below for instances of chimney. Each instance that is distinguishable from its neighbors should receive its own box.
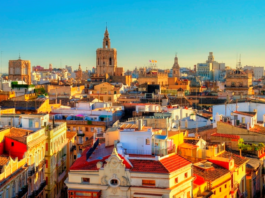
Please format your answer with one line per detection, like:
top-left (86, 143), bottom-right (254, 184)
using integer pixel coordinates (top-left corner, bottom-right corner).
top-left (138, 119), bottom-right (143, 130)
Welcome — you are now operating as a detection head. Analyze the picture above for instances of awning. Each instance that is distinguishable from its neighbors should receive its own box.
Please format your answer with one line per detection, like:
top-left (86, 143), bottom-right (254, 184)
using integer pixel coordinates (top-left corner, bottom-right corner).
top-left (99, 115), bottom-right (112, 118)
top-left (134, 193), bottom-right (162, 198)
top-left (154, 135), bottom-right (167, 140)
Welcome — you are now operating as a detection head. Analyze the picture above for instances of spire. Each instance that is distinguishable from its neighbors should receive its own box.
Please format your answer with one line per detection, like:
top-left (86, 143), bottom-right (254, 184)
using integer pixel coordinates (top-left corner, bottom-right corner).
top-left (104, 26), bottom-right (109, 37)
top-left (78, 63), bottom-right (82, 70)
top-left (103, 27), bottom-right (110, 49)
top-left (18, 53), bottom-right (21, 60)
top-left (173, 55), bottom-right (180, 69)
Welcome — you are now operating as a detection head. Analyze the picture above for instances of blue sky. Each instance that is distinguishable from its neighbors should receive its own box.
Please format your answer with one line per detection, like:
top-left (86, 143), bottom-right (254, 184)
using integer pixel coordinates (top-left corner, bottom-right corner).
top-left (0, 0), bottom-right (264, 72)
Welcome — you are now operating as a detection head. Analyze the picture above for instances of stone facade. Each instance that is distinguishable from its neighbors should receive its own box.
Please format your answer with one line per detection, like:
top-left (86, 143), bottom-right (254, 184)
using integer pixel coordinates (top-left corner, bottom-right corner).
top-left (75, 64), bottom-right (82, 80)
top-left (8, 58), bottom-right (31, 84)
top-left (172, 55), bottom-right (180, 78)
top-left (225, 70), bottom-right (253, 95)
top-left (96, 28), bottom-right (117, 76)
top-left (138, 69), bottom-right (168, 86)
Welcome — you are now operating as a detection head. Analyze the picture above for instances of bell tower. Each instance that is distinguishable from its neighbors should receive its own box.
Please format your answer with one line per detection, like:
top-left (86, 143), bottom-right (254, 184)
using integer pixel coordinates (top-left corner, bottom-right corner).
top-left (103, 28), bottom-right (111, 49)
top-left (96, 28), bottom-right (117, 76)
top-left (172, 55), bottom-right (180, 78)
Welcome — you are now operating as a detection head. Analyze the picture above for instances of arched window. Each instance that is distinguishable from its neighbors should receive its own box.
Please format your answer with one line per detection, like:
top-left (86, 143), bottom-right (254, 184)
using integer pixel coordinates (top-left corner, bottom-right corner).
top-left (106, 41), bottom-right (108, 47)
top-left (109, 57), bottom-right (112, 65)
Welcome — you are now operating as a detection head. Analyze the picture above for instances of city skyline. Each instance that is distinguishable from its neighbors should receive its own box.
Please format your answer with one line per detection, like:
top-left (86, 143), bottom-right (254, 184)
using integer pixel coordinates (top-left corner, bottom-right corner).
top-left (0, 0), bottom-right (265, 72)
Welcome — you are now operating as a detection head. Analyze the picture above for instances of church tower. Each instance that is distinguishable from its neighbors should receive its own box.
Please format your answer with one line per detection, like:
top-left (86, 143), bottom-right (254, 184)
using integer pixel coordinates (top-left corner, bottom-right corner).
top-left (172, 55), bottom-right (180, 78)
top-left (96, 28), bottom-right (117, 76)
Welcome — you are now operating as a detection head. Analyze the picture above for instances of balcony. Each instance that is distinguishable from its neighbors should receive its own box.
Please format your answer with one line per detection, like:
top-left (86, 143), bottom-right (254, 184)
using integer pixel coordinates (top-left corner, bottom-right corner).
top-left (28, 168), bottom-right (35, 177)
top-left (16, 185), bottom-right (28, 198)
top-left (58, 170), bottom-right (66, 183)
top-left (27, 181), bottom-right (46, 198)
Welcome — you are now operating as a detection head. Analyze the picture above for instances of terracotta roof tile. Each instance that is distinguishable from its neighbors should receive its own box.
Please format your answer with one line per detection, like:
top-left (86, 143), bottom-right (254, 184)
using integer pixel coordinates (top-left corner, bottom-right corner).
top-left (5, 127), bottom-right (33, 144)
top-left (66, 132), bottom-right (76, 140)
top-left (160, 154), bottom-right (191, 172)
top-left (193, 163), bottom-right (230, 182)
top-left (130, 159), bottom-right (168, 173)
top-left (217, 151), bottom-right (249, 166)
top-left (0, 155), bottom-right (10, 171)
top-left (211, 133), bottom-right (240, 140)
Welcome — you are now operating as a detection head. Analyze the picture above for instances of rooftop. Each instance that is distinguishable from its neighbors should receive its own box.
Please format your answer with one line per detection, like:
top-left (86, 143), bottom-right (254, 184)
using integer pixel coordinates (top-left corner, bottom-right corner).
top-left (217, 151), bottom-right (249, 166)
top-left (193, 162), bottom-right (230, 182)
top-left (233, 111), bottom-right (256, 117)
top-left (5, 127), bottom-right (34, 144)
top-left (66, 132), bottom-right (77, 140)
top-left (211, 133), bottom-right (240, 140)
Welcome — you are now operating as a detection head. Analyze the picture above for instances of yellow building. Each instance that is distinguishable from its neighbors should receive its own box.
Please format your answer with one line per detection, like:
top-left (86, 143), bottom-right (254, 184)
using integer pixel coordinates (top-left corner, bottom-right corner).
top-left (137, 69), bottom-right (168, 86)
top-left (66, 132), bottom-right (77, 175)
top-left (225, 69), bottom-right (253, 95)
top-left (0, 90), bottom-right (16, 101)
top-left (193, 151), bottom-right (249, 198)
top-left (45, 122), bottom-right (68, 198)
top-left (90, 82), bottom-right (121, 102)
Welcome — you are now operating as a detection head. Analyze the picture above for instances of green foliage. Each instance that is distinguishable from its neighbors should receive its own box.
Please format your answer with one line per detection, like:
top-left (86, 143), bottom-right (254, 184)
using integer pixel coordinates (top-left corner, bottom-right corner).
top-left (238, 138), bottom-right (264, 152)
top-left (34, 88), bottom-right (47, 96)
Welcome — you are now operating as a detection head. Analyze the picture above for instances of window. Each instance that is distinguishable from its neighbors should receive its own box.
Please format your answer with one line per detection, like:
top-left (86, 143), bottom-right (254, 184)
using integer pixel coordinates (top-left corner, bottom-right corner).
top-left (146, 139), bottom-right (150, 145)
top-left (213, 191), bottom-right (216, 195)
top-left (91, 128), bottom-right (94, 132)
top-left (242, 166), bottom-right (244, 171)
top-left (142, 180), bottom-right (155, 186)
top-left (110, 179), bottom-right (118, 186)
top-left (242, 117), bottom-right (245, 124)
top-left (185, 172), bottom-right (188, 178)
top-left (11, 142), bottom-right (14, 147)
top-left (86, 137), bottom-right (89, 141)
top-left (35, 121), bottom-right (39, 128)
top-left (82, 178), bottom-right (90, 183)
top-left (175, 177), bottom-right (178, 183)
top-left (74, 155), bottom-right (76, 159)
top-left (85, 127), bottom-right (88, 131)
top-left (219, 187), bottom-right (221, 192)
top-left (225, 184), bottom-right (227, 188)
top-left (29, 119), bottom-right (33, 128)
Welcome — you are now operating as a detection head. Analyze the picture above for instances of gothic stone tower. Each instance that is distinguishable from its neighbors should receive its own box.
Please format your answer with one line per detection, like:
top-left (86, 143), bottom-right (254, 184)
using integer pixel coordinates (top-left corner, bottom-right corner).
top-left (8, 57), bottom-right (31, 84)
top-left (172, 55), bottom-right (180, 78)
top-left (96, 28), bottom-right (117, 76)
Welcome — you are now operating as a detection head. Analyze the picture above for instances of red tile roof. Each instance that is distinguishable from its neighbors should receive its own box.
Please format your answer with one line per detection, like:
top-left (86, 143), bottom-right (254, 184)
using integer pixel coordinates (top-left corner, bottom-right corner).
top-left (130, 159), bottom-right (168, 173)
top-left (160, 154), bottom-right (191, 173)
top-left (129, 154), bottom-right (191, 174)
top-left (193, 174), bottom-right (205, 185)
top-left (70, 144), bottom-right (132, 171)
top-left (211, 133), bottom-right (240, 140)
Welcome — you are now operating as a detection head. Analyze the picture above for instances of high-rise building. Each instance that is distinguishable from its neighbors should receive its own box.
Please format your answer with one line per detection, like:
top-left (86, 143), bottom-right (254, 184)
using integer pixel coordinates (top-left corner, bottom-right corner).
top-left (96, 28), bottom-right (118, 76)
top-left (197, 52), bottom-right (225, 81)
top-left (8, 56), bottom-right (31, 84)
